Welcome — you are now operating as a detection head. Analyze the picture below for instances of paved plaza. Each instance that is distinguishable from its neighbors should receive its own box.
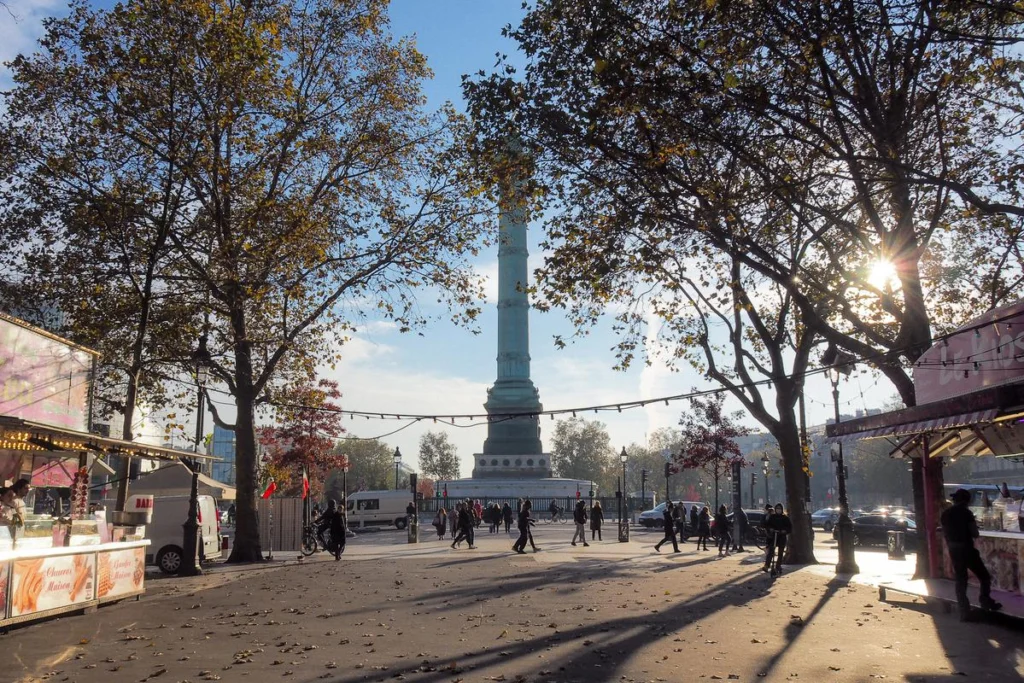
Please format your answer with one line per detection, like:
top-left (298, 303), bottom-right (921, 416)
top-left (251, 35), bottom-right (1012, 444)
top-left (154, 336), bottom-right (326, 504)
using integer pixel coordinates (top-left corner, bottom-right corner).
top-left (3, 525), bottom-right (1022, 683)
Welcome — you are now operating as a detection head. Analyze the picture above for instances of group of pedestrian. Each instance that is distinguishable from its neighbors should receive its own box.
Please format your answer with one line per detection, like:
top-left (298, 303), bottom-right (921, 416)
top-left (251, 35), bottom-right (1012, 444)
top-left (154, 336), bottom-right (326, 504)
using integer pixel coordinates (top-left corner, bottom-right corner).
top-left (483, 502), bottom-right (514, 533)
top-left (430, 500), bottom-right (478, 549)
top-left (655, 502), bottom-right (714, 553)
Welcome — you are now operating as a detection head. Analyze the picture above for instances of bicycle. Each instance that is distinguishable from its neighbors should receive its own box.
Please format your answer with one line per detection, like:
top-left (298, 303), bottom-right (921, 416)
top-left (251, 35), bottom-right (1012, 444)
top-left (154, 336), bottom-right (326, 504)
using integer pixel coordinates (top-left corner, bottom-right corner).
top-left (301, 524), bottom-right (345, 557)
top-left (545, 507), bottom-right (568, 524)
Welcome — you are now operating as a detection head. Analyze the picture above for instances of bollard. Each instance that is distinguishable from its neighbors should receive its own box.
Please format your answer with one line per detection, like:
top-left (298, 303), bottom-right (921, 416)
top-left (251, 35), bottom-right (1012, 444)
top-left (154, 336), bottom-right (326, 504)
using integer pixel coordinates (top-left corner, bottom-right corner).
top-left (887, 529), bottom-right (906, 560)
top-left (407, 515), bottom-right (419, 543)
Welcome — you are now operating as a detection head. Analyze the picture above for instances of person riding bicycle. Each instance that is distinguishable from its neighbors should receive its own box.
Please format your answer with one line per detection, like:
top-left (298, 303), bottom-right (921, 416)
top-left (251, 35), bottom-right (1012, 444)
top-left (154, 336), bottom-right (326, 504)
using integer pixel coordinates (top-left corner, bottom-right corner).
top-left (315, 500), bottom-right (346, 560)
top-left (762, 503), bottom-right (792, 576)
top-left (549, 500), bottom-right (561, 521)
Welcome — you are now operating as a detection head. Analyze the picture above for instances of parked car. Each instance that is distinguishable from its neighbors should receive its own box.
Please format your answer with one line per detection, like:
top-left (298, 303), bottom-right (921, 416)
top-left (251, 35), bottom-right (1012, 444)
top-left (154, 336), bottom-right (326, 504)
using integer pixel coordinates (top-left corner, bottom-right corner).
top-left (710, 509), bottom-right (769, 543)
top-left (638, 501), bottom-right (707, 528)
top-left (144, 494), bottom-right (222, 574)
top-left (811, 507), bottom-right (841, 532)
top-left (834, 514), bottom-right (917, 549)
top-left (346, 490), bottom-right (416, 529)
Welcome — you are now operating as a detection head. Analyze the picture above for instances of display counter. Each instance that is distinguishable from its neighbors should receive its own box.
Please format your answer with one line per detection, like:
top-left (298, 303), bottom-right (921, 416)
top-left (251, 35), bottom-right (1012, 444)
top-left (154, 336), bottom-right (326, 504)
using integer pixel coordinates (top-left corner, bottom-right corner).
top-left (940, 530), bottom-right (1023, 596)
top-left (0, 539), bottom-right (149, 627)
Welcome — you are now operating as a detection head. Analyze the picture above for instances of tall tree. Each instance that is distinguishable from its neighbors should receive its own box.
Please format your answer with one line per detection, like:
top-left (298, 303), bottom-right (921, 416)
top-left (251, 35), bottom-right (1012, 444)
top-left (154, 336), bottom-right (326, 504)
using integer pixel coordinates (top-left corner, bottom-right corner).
top-left (417, 431), bottom-right (461, 481)
top-left (331, 437), bottom-right (397, 493)
top-left (4, 0), bottom-right (490, 562)
top-left (465, 0), bottom-right (1024, 572)
top-left (256, 380), bottom-right (347, 499)
top-left (549, 417), bottom-right (615, 484)
top-left (676, 395), bottom-right (749, 510)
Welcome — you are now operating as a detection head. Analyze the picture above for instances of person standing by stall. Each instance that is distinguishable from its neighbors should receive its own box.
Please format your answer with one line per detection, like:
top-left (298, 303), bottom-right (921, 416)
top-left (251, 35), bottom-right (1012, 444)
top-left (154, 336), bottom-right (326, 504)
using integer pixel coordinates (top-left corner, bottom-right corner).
top-left (942, 488), bottom-right (1002, 620)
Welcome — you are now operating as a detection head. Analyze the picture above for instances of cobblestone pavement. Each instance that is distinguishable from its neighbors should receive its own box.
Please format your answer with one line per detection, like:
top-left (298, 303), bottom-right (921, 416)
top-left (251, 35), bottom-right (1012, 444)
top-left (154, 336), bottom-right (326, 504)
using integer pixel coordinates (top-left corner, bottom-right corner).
top-left (3, 525), bottom-right (1021, 683)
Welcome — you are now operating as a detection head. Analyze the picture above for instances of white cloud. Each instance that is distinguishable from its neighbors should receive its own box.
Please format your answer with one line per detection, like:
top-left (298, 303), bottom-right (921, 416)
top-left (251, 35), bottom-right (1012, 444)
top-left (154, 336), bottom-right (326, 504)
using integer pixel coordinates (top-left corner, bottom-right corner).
top-left (0, 0), bottom-right (67, 89)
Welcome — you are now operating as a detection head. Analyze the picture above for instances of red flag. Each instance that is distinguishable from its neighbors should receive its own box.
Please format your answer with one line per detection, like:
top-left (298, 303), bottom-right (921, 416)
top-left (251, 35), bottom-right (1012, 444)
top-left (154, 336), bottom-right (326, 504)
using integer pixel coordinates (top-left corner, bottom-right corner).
top-left (302, 467), bottom-right (310, 500)
top-left (261, 478), bottom-right (277, 499)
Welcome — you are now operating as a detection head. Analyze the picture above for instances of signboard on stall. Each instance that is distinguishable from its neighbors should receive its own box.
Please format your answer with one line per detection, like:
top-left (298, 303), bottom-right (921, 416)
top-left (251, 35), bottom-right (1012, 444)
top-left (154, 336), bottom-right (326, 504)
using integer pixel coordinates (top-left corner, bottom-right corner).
top-left (30, 455), bottom-right (79, 488)
top-left (96, 546), bottom-right (145, 601)
top-left (0, 314), bottom-right (96, 432)
top-left (8, 553), bottom-right (95, 618)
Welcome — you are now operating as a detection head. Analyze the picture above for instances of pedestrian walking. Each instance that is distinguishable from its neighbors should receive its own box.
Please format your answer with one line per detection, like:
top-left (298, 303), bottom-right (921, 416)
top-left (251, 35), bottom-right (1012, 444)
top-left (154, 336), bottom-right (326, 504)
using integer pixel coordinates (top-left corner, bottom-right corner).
top-left (696, 506), bottom-right (711, 551)
top-left (513, 499), bottom-right (535, 553)
top-left (689, 504), bottom-right (699, 541)
top-left (466, 499), bottom-right (477, 547)
top-left (762, 503), bottom-right (791, 576)
top-left (433, 507), bottom-right (447, 540)
top-left (502, 502), bottom-right (514, 534)
top-left (942, 488), bottom-right (1003, 621)
top-left (733, 506), bottom-right (748, 552)
top-left (675, 503), bottom-right (688, 541)
top-left (571, 500), bottom-right (590, 546)
top-left (449, 502), bottom-right (459, 539)
top-left (714, 505), bottom-right (732, 556)
top-left (654, 502), bottom-right (679, 552)
top-left (451, 502), bottom-right (476, 549)
top-left (590, 501), bottom-right (604, 541)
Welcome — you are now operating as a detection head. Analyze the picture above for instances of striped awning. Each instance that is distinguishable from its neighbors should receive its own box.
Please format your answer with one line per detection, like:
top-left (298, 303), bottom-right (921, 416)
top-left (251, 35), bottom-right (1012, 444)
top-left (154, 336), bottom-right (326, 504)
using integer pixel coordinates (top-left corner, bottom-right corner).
top-left (827, 409), bottom-right (998, 444)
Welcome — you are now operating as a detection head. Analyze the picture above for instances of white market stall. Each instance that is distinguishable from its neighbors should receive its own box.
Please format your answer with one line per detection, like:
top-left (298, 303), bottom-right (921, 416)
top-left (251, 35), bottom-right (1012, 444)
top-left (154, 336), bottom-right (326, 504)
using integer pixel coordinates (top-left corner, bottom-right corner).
top-left (0, 313), bottom-right (214, 628)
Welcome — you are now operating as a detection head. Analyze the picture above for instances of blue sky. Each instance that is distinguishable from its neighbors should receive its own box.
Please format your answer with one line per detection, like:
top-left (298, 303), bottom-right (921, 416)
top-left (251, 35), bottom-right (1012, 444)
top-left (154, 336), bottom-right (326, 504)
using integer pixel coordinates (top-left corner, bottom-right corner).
top-left (1, 0), bottom-right (883, 478)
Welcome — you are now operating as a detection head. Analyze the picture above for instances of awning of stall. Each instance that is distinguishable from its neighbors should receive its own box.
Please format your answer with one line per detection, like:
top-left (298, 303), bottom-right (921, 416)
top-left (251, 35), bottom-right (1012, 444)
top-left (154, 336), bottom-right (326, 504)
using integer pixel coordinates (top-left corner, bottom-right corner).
top-left (129, 461), bottom-right (235, 500)
top-left (825, 297), bottom-right (1024, 456)
top-left (0, 415), bottom-right (217, 463)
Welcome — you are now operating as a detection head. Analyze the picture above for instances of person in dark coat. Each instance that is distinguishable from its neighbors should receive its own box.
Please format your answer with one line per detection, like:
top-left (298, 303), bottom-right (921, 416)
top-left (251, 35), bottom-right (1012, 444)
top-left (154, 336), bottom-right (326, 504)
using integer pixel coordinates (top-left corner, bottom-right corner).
top-left (942, 488), bottom-right (1002, 620)
top-left (513, 499), bottom-right (536, 553)
top-left (675, 503), bottom-right (688, 541)
top-left (714, 504), bottom-right (732, 556)
top-left (763, 503), bottom-right (792, 576)
top-left (655, 503), bottom-right (679, 552)
top-left (689, 505), bottom-right (699, 540)
top-left (732, 506), bottom-right (748, 552)
top-left (590, 501), bottom-right (604, 541)
top-left (502, 502), bottom-right (514, 534)
top-left (451, 503), bottom-right (476, 549)
top-left (571, 500), bottom-right (590, 546)
top-left (696, 506), bottom-right (712, 551)
top-left (315, 500), bottom-right (346, 560)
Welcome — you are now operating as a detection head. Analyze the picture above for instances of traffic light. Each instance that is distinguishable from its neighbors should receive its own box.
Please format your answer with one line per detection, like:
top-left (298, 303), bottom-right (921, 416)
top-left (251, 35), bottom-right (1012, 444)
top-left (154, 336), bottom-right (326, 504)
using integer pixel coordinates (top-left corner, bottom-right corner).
top-left (664, 462), bottom-right (671, 479)
top-left (641, 469), bottom-right (648, 486)
top-left (751, 472), bottom-right (757, 485)
top-left (576, 489), bottom-right (581, 499)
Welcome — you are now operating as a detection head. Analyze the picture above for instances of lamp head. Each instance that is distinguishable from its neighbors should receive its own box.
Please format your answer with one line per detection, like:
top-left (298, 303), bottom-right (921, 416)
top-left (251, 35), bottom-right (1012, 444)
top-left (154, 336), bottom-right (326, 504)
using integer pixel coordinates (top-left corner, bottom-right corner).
top-left (619, 446), bottom-right (628, 463)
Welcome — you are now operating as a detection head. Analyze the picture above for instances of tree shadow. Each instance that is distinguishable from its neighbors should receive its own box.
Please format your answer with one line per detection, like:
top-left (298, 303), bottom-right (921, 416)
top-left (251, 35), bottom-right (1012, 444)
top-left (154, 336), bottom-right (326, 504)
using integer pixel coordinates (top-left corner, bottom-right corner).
top-left (299, 568), bottom-right (773, 683)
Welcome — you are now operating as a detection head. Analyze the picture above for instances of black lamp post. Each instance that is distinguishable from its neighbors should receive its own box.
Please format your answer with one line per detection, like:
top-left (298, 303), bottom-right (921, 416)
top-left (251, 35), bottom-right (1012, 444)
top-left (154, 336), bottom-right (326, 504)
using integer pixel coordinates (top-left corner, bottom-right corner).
top-left (393, 447), bottom-right (402, 489)
top-left (180, 333), bottom-right (211, 577)
top-left (761, 454), bottom-right (770, 504)
top-left (826, 346), bottom-right (860, 575)
top-left (618, 447), bottom-right (630, 542)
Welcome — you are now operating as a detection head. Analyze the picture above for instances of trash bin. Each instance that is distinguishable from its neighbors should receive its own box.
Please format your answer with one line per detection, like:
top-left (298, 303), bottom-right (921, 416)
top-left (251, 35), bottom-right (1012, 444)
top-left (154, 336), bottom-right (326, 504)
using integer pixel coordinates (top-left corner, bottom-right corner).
top-left (887, 530), bottom-right (905, 560)
top-left (407, 515), bottom-right (419, 544)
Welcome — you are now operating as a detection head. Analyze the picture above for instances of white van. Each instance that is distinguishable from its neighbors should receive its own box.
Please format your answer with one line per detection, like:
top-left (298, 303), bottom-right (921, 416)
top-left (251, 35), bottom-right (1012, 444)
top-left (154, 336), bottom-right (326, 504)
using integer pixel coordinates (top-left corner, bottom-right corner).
top-left (346, 490), bottom-right (415, 529)
top-left (143, 494), bottom-right (222, 573)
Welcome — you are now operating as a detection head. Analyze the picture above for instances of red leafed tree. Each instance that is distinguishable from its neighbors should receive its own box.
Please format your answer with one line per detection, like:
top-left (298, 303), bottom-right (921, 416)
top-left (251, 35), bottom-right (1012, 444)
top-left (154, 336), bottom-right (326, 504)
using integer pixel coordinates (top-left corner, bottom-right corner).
top-left (258, 380), bottom-right (347, 500)
top-left (417, 476), bottom-right (435, 500)
top-left (674, 393), bottom-right (748, 510)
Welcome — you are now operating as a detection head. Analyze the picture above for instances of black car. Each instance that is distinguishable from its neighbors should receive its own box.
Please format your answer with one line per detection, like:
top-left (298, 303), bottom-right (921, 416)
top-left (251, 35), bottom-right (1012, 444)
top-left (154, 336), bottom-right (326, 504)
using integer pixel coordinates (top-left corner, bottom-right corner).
top-left (834, 514), bottom-right (917, 549)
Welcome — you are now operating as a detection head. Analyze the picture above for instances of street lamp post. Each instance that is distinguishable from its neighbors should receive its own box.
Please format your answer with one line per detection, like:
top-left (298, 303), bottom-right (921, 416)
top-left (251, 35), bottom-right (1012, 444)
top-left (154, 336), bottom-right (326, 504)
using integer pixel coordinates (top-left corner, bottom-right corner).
top-left (826, 347), bottom-right (860, 575)
top-left (761, 454), bottom-right (770, 504)
top-left (618, 447), bottom-right (629, 542)
top-left (393, 447), bottom-right (402, 490)
top-left (180, 333), bottom-right (211, 577)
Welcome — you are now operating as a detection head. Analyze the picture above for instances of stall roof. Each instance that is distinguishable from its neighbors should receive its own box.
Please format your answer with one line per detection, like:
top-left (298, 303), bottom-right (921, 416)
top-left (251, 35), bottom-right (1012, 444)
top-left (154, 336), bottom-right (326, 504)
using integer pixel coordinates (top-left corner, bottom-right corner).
top-left (0, 415), bottom-right (216, 462)
top-left (130, 461), bottom-right (235, 500)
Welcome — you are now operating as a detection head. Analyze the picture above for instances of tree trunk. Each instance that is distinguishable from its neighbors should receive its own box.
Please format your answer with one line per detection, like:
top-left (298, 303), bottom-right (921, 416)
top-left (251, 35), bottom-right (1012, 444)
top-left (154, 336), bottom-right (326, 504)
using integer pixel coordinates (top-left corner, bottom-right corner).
top-left (776, 419), bottom-right (817, 565)
top-left (226, 304), bottom-right (264, 563)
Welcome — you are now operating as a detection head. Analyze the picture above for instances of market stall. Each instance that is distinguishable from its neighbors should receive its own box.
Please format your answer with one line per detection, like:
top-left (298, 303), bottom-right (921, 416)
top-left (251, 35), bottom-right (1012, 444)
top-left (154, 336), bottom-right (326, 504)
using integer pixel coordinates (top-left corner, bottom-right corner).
top-left (826, 299), bottom-right (1024, 597)
top-left (0, 313), bottom-right (215, 628)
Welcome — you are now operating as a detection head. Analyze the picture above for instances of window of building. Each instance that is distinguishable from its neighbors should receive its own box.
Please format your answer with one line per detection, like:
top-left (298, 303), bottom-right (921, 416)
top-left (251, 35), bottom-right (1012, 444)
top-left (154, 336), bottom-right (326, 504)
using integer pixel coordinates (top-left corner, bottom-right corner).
top-left (503, 459), bottom-right (510, 466)
top-left (480, 459), bottom-right (486, 466)
top-left (539, 459), bottom-right (546, 467)
top-left (527, 459), bottom-right (534, 466)
top-left (515, 459), bottom-right (522, 466)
